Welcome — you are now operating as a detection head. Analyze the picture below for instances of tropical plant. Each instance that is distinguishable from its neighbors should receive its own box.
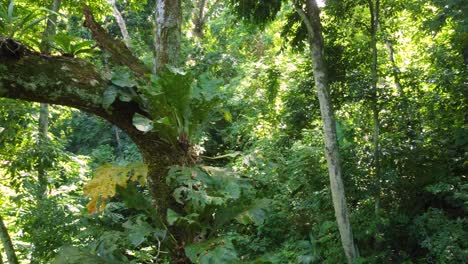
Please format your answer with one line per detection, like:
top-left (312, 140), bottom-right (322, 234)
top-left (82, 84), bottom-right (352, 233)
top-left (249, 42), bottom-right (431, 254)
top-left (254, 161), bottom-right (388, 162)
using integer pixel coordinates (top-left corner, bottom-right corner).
top-left (51, 33), bottom-right (94, 57)
top-left (0, 0), bottom-right (45, 38)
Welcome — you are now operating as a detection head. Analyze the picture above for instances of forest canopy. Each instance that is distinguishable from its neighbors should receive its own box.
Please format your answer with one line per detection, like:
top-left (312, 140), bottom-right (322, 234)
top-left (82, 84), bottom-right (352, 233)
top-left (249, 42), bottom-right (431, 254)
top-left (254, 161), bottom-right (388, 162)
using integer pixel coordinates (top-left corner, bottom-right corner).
top-left (0, 0), bottom-right (466, 263)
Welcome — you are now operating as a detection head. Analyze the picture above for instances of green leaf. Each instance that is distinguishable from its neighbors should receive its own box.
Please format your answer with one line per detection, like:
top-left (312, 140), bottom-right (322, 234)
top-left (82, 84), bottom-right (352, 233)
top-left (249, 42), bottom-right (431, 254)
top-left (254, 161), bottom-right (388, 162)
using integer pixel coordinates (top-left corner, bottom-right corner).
top-left (215, 199), bottom-right (271, 228)
top-left (102, 86), bottom-right (118, 109)
top-left (195, 73), bottom-right (223, 101)
top-left (156, 116), bottom-right (171, 126)
top-left (224, 181), bottom-right (241, 199)
top-left (132, 113), bottom-right (153, 132)
top-left (7, 0), bottom-right (14, 20)
top-left (123, 219), bottom-right (154, 247)
top-left (240, 199), bottom-right (271, 225)
top-left (18, 15), bottom-right (46, 37)
top-left (116, 184), bottom-right (152, 212)
top-left (167, 208), bottom-right (181, 225)
top-left (111, 71), bottom-right (137, 87)
top-left (185, 237), bottom-right (238, 264)
top-left (72, 40), bottom-right (94, 51)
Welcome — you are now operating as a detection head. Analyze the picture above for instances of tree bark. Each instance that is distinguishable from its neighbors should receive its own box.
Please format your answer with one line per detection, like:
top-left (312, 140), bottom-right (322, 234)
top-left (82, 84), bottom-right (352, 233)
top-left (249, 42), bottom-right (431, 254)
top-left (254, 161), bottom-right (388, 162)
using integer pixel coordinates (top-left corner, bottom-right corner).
top-left (154, 0), bottom-right (182, 73)
top-left (0, 215), bottom-right (18, 264)
top-left (107, 0), bottom-right (131, 48)
top-left (37, 103), bottom-right (49, 199)
top-left (39, 0), bottom-right (61, 54)
top-left (83, 5), bottom-right (150, 78)
top-left (296, 0), bottom-right (359, 262)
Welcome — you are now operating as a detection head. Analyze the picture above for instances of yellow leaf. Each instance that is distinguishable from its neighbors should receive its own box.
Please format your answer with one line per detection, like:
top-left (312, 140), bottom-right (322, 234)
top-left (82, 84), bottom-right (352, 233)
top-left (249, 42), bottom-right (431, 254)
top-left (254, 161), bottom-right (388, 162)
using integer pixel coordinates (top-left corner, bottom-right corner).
top-left (83, 163), bottom-right (148, 213)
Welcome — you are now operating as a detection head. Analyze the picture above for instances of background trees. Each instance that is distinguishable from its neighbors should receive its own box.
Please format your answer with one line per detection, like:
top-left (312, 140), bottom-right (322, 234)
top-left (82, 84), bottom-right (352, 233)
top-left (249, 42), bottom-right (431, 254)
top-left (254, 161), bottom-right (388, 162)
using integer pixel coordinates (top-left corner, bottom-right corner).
top-left (0, 0), bottom-right (466, 263)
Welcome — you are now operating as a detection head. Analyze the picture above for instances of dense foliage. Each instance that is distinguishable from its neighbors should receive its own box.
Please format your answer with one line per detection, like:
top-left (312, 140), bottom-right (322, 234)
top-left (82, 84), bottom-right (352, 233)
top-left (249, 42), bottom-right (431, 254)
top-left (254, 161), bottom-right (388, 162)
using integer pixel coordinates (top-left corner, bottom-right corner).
top-left (0, 0), bottom-right (466, 263)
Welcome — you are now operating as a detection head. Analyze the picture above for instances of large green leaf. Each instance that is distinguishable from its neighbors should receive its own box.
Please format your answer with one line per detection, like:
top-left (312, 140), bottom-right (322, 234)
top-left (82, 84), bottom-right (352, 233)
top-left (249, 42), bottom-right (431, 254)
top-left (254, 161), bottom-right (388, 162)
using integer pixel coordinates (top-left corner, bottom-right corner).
top-left (215, 199), bottom-right (271, 228)
top-left (111, 71), bottom-right (137, 88)
top-left (132, 113), bottom-right (153, 132)
top-left (122, 218), bottom-right (154, 247)
top-left (185, 237), bottom-right (238, 264)
top-left (167, 208), bottom-right (181, 225)
top-left (102, 86), bottom-right (118, 109)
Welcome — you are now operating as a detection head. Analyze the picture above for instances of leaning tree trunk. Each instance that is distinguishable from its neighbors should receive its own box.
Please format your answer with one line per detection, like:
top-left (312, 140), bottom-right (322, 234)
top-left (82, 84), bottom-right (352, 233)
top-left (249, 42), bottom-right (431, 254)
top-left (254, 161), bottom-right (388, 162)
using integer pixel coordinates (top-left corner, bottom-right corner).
top-left (294, 0), bottom-right (359, 262)
top-left (0, 215), bottom-right (18, 264)
top-left (107, 0), bottom-right (131, 48)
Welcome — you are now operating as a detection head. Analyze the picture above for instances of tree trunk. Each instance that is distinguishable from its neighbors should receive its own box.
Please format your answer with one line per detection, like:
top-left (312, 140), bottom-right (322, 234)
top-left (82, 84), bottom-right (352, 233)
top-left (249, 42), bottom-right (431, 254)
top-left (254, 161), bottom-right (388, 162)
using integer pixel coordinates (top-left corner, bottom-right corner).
top-left (368, 0), bottom-right (384, 252)
top-left (140, 147), bottom-right (191, 263)
top-left (154, 0), bottom-right (182, 73)
top-left (107, 0), bottom-right (131, 48)
top-left (192, 0), bottom-right (220, 41)
top-left (0, 215), bottom-right (18, 264)
top-left (192, 0), bottom-right (207, 40)
top-left (368, 0), bottom-right (381, 216)
top-left (37, 103), bottom-right (49, 198)
top-left (37, 0), bottom-right (62, 198)
top-left (295, 0), bottom-right (359, 262)
top-left (383, 36), bottom-right (403, 95)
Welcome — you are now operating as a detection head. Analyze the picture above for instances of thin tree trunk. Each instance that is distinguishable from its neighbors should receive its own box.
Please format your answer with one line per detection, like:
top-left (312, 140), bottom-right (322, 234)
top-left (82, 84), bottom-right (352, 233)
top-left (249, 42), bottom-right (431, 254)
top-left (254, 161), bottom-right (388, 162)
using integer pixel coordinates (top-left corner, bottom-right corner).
top-left (31, 2), bottom-right (62, 262)
top-left (107, 0), bottom-right (131, 48)
top-left (383, 36), bottom-right (403, 95)
top-left (154, 0), bottom-right (182, 73)
top-left (103, 0), bottom-right (130, 157)
top-left (0, 215), bottom-right (18, 264)
top-left (37, 103), bottom-right (49, 198)
top-left (376, 14), bottom-right (403, 96)
top-left (295, 1), bottom-right (358, 262)
top-left (37, 0), bottom-right (61, 198)
top-left (114, 126), bottom-right (122, 153)
top-left (368, 0), bottom-right (381, 217)
top-left (39, 0), bottom-right (61, 53)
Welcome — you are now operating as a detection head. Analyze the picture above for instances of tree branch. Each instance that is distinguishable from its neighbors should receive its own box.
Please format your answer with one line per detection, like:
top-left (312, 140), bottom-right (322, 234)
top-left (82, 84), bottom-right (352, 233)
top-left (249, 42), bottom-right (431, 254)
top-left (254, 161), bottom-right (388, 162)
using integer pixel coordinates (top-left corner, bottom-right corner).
top-left (0, 38), bottom-right (144, 138)
top-left (292, 0), bottom-right (314, 39)
top-left (82, 5), bottom-right (149, 77)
